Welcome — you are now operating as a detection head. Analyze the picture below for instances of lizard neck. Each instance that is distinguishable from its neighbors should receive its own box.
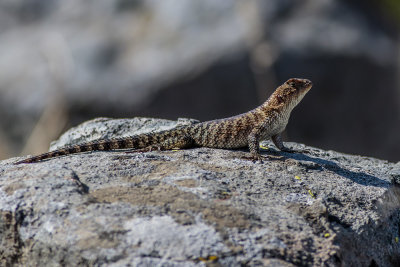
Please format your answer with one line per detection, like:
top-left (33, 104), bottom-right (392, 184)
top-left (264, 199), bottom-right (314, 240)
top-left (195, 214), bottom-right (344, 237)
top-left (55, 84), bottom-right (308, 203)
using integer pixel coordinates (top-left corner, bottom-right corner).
top-left (259, 89), bottom-right (306, 117)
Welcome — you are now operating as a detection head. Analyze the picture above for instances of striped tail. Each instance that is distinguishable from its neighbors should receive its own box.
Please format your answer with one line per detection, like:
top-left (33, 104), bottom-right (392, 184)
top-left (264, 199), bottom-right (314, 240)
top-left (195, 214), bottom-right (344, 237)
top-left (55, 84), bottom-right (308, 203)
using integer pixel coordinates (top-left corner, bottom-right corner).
top-left (14, 132), bottom-right (167, 164)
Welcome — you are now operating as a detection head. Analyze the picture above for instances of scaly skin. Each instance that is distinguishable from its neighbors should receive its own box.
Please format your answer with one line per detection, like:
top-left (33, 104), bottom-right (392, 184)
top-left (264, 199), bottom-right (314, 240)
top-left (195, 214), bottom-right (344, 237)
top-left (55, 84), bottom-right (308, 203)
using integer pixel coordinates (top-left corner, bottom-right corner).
top-left (15, 78), bottom-right (312, 164)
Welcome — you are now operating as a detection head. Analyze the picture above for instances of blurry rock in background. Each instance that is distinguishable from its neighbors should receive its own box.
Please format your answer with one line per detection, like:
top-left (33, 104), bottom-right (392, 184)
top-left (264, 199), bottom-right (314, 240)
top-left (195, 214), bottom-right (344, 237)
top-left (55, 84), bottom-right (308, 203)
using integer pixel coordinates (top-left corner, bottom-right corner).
top-left (0, 0), bottom-right (399, 162)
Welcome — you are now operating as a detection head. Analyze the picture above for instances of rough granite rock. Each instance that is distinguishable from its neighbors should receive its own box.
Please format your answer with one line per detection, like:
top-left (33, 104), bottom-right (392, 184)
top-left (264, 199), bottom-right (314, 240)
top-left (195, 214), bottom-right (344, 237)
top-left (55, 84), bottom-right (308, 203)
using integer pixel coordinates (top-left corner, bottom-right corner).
top-left (1, 118), bottom-right (399, 266)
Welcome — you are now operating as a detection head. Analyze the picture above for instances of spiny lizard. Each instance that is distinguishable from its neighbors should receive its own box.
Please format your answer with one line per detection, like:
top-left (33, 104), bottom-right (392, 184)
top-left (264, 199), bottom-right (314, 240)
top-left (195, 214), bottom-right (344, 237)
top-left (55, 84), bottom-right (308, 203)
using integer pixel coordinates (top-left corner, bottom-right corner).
top-left (15, 78), bottom-right (312, 164)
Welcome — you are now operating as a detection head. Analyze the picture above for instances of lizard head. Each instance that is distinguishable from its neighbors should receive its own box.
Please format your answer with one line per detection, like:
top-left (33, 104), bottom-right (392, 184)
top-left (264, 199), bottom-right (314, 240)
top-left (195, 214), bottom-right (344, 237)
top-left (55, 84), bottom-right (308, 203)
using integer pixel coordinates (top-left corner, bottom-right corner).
top-left (267, 78), bottom-right (312, 109)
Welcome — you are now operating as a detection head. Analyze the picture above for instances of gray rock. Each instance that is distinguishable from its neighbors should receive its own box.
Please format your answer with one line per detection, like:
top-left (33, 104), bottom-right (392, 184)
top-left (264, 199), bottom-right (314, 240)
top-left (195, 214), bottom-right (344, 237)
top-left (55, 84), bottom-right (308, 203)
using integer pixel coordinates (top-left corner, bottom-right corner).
top-left (1, 118), bottom-right (399, 266)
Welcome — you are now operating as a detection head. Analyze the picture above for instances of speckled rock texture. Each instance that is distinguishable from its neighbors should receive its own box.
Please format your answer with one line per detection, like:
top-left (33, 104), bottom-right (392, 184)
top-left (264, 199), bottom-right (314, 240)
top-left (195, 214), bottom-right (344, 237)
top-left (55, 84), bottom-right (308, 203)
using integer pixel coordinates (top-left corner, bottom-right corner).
top-left (1, 118), bottom-right (399, 266)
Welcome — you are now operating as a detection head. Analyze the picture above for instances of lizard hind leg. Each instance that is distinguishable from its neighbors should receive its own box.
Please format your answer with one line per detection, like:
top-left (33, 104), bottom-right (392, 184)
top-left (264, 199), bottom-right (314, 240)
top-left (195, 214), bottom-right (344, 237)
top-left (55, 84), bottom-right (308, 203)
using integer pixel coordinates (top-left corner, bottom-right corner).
top-left (126, 135), bottom-right (194, 153)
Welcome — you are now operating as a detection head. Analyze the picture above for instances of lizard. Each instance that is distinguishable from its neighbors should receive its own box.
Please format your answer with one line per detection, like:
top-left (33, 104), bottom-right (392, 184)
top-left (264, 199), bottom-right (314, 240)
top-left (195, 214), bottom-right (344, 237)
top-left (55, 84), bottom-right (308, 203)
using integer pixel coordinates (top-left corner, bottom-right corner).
top-left (15, 78), bottom-right (312, 164)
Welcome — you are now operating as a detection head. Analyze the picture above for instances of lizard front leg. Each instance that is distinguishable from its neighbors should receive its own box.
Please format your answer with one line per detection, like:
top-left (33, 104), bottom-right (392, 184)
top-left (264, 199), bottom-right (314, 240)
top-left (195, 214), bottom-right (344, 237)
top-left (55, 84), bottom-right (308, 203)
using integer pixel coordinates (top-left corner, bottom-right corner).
top-left (245, 114), bottom-right (280, 161)
top-left (247, 130), bottom-right (263, 160)
top-left (271, 134), bottom-right (308, 154)
top-left (271, 134), bottom-right (293, 152)
top-left (245, 130), bottom-right (284, 162)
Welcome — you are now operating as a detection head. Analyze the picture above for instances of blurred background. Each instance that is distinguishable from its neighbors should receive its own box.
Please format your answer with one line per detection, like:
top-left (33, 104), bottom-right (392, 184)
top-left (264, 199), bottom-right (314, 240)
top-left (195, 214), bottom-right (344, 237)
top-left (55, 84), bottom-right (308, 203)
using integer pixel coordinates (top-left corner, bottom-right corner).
top-left (0, 0), bottom-right (399, 162)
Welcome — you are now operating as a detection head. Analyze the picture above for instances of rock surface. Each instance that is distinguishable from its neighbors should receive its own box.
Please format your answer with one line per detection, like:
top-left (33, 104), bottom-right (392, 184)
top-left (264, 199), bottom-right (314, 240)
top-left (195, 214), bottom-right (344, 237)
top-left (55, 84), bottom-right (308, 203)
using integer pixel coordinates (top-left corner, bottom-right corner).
top-left (1, 118), bottom-right (400, 266)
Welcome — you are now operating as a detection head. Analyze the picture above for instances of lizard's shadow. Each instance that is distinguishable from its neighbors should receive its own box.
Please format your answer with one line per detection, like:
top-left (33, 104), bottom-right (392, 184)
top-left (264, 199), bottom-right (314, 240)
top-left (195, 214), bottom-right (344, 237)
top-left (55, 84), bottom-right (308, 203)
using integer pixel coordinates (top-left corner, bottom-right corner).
top-left (263, 149), bottom-right (390, 188)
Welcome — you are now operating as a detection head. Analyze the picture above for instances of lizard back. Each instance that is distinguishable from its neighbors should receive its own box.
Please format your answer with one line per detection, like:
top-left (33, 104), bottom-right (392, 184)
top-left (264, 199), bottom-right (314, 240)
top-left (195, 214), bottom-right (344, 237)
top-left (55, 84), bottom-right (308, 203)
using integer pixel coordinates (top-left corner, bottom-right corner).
top-left (15, 78), bottom-right (312, 164)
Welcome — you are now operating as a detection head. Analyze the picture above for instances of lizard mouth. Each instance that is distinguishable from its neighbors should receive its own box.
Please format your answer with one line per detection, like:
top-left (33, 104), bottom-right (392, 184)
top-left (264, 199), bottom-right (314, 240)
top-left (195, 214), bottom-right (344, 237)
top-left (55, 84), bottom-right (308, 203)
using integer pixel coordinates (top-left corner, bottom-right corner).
top-left (301, 79), bottom-right (312, 92)
top-left (304, 79), bottom-right (312, 86)
top-left (301, 78), bottom-right (312, 87)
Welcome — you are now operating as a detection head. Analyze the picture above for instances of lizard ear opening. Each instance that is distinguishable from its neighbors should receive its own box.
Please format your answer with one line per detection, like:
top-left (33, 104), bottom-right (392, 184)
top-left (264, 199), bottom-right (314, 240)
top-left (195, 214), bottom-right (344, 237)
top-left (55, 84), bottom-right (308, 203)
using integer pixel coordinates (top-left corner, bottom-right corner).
top-left (276, 95), bottom-right (284, 104)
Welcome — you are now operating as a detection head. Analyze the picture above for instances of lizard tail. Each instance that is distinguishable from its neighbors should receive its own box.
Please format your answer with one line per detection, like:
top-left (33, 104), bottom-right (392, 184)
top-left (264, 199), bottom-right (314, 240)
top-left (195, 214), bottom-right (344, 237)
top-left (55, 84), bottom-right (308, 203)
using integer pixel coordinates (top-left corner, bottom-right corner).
top-left (14, 126), bottom-right (192, 164)
top-left (14, 132), bottom-right (165, 164)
